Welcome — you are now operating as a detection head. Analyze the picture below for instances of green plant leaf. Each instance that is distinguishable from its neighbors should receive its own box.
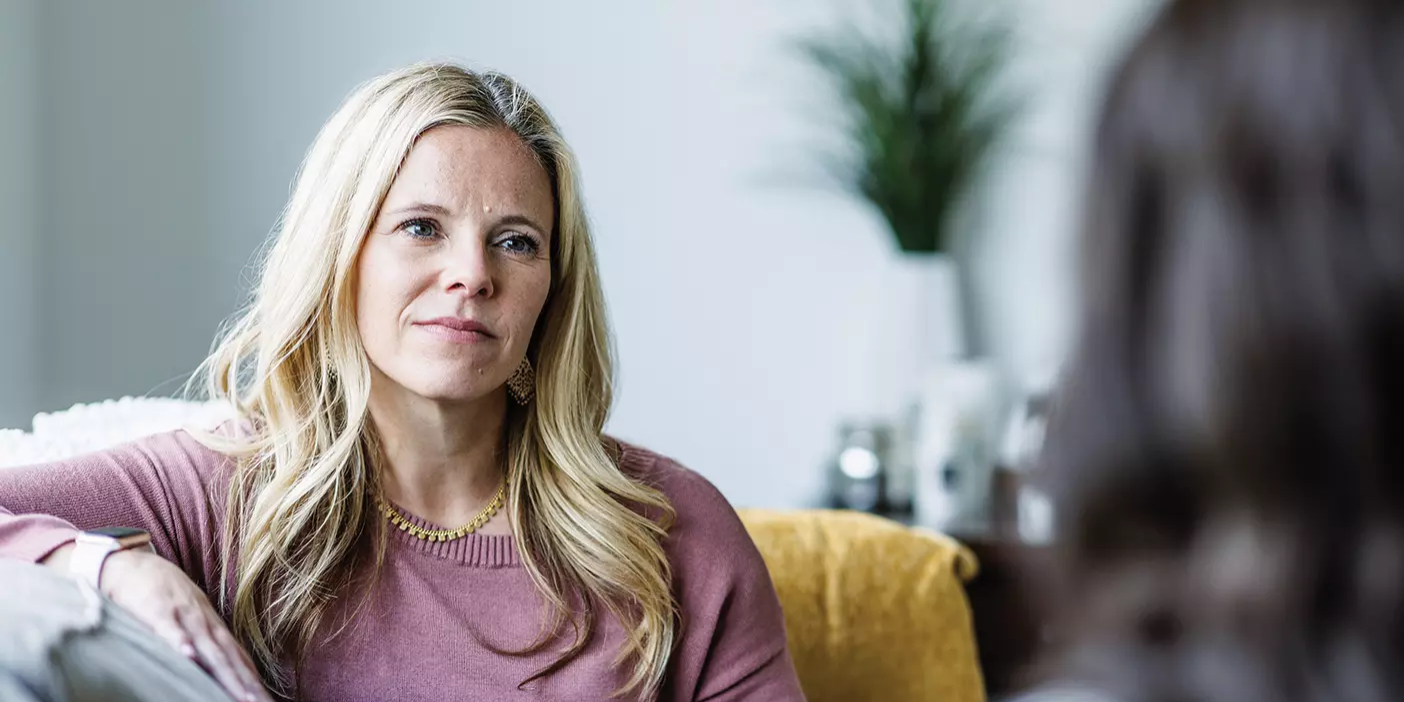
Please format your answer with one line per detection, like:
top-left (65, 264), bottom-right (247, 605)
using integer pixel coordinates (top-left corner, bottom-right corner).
top-left (795, 0), bottom-right (1017, 254)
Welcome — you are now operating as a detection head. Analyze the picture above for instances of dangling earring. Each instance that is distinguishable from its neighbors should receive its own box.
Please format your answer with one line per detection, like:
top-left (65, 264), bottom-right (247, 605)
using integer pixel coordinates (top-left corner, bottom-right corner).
top-left (320, 343), bottom-right (338, 380)
top-left (507, 357), bottom-right (536, 405)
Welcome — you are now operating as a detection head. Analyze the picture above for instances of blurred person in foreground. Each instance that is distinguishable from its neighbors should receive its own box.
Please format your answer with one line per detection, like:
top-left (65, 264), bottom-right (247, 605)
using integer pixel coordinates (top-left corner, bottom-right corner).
top-left (1025, 0), bottom-right (1404, 701)
top-left (0, 63), bottom-right (803, 702)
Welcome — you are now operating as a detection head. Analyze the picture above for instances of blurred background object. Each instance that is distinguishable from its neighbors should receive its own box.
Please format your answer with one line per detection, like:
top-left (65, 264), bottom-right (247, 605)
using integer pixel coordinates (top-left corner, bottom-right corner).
top-left (794, 0), bottom-right (1016, 526)
top-left (997, 379), bottom-right (1053, 544)
top-left (0, 0), bottom-right (1158, 510)
top-left (794, 0), bottom-right (1016, 365)
top-left (825, 418), bottom-right (896, 513)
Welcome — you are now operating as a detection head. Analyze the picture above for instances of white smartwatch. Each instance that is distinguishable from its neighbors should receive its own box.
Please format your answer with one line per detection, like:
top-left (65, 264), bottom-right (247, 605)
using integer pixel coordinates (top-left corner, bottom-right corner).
top-left (68, 527), bottom-right (154, 590)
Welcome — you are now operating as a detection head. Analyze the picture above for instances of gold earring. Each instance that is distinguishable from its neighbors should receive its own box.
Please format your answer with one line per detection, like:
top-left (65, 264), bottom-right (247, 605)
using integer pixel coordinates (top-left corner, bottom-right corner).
top-left (507, 358), bottom-right (536, 405)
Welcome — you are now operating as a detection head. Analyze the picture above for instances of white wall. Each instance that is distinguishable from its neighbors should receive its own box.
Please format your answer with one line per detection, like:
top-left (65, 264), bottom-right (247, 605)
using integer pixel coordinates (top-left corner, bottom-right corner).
top-left (977, 0), bottom-right (1158, 386)
top-left (0, 0), bottom-right (39, 429)
top-left (37, 1), bottom-right (218, 412)
top-left (14, 0), bottom-right (1155, 507)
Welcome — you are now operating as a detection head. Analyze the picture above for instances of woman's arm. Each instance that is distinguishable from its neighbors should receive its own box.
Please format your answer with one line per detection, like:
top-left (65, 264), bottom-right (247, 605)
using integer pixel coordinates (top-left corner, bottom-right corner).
top-left (0, 429), bottom-right (233, 590)
top-left (1, 430), bottom-right (272, 701)
top-left (624, 447), bottom-right (807, 701)
top-left (687, 560), bottom-right (807, 701)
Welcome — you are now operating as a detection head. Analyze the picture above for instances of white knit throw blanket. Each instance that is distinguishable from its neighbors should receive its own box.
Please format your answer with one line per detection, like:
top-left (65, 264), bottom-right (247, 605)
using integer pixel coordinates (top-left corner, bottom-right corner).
top-left (0, 397), bottom-right (232, 468)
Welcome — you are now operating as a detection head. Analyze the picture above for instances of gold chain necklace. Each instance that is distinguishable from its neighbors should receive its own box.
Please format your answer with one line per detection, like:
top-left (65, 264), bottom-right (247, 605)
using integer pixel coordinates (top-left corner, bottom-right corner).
top-left (376, 482), bottom-right (506, 542)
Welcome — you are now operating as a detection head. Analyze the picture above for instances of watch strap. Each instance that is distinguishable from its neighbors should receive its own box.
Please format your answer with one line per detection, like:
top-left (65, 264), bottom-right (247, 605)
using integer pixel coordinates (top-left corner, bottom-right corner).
top-left (68, 530), bottom-right (153, 591)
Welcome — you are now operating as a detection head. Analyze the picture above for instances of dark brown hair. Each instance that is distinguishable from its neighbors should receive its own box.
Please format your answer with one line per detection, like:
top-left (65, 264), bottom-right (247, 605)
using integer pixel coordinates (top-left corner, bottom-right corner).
top-left (1040, 0), bottom-right (1404, 700)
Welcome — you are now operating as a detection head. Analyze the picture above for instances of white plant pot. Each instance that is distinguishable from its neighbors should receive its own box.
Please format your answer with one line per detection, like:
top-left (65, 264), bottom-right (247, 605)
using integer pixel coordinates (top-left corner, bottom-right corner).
top-left (912, 358), bottom-right (1001, 532)
top-left (865, 253), bottom-right (971, 514)
top-left (875, 254), bottom-right (965, 417)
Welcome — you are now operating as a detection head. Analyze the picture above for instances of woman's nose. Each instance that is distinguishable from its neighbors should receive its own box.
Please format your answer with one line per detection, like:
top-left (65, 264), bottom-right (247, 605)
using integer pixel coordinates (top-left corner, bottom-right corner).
top-left (443, 243), bottom-right (494, 298)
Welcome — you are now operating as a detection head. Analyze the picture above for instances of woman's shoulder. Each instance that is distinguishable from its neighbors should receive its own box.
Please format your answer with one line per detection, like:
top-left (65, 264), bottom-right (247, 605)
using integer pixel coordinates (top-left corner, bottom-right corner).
top-left (610, 440), bottom-right (798, 697)
top-left (612, 439), bottom-right (763, 571)
top-left (614, 440), bottom-right (735, 522)
top-left (90, 417), bottom-right (251, 493)
top-left (89, 424), bottom-right (242, 497)
top-left (170, 417), bottom-right (250, 470)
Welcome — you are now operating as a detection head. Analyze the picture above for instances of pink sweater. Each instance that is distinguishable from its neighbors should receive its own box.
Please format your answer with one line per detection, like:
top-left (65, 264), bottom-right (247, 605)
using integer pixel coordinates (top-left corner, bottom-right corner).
top-left (0, 429), bottom-right (805, 701)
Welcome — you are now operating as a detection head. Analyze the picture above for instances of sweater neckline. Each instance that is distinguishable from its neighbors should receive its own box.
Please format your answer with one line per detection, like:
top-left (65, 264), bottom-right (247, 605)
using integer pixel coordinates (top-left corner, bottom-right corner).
top-left (377, 442), bottom-right (653, 569)
top-left (383, 499), bottom-right (521, 568)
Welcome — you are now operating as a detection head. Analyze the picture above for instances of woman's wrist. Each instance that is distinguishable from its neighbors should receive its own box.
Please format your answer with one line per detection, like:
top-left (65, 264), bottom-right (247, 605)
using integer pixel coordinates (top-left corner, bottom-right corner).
top-left (39, 541), bottom-right (76, 571)
top-left (39, 540), bottom-right (149, 595)
top-left (95, 548), bottom-right (151, 597)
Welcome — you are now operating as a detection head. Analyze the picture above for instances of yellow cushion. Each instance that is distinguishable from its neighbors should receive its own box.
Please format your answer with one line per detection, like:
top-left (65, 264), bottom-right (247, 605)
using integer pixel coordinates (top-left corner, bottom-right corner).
top-left (738, 509), bottom-right (985, 702)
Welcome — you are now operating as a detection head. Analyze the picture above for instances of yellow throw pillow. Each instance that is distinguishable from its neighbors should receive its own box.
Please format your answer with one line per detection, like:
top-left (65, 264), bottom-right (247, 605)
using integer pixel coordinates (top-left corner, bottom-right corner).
top-left (738, 509), bottom-right (985, 702)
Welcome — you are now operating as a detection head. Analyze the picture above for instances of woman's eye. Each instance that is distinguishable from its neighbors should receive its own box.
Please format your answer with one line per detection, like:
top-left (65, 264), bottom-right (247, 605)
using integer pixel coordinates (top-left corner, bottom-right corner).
top-left (497, 234), bottom-right (540, 255)
top-left (400, 219), bottom-right (438, 240)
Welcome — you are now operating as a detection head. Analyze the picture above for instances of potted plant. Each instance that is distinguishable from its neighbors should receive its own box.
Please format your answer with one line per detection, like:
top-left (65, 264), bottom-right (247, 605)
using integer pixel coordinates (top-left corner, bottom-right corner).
top-left (798, 0), bottom-right (1017, 364)
top-left (800, 0), bottom-right (1018, 524)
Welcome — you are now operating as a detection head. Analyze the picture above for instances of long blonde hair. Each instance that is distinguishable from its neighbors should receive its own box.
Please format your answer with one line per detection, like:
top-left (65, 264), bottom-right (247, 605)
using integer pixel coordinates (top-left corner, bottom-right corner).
top-left (194, 63), bottom-right (677, 698)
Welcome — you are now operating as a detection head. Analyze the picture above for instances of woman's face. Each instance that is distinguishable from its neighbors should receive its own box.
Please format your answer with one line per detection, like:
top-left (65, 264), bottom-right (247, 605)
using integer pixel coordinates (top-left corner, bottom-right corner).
top-left (355, 125), bottom-right (554, 406)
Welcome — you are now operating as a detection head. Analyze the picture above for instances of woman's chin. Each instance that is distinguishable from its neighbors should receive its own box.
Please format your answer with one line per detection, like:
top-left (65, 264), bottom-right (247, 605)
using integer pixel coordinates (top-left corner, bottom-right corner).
top-left (397, 374), bottom-right (506, 406)
top-left (419, 386), bottom-right (504, 405)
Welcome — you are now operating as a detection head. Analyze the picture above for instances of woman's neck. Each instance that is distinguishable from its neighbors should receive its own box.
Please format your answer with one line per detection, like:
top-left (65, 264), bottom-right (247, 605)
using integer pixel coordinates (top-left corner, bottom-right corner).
top-left (368, 383), bottom-right (509, 530)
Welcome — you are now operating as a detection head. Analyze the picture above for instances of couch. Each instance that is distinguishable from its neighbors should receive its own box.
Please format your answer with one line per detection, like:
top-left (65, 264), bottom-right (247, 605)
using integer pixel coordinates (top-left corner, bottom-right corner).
top-left (3, 398), bottom-right (1011, 701)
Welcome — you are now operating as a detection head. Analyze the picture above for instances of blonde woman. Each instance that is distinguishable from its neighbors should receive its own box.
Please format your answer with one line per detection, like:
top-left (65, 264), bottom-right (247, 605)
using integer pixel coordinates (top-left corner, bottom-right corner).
top-left (0, 63), bottom-right (804, 702)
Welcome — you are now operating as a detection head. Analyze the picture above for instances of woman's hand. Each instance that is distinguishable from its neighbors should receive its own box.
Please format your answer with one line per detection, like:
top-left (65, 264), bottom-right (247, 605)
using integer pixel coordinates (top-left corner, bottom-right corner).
top-left (98, 549), bottom-right (274, 702)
